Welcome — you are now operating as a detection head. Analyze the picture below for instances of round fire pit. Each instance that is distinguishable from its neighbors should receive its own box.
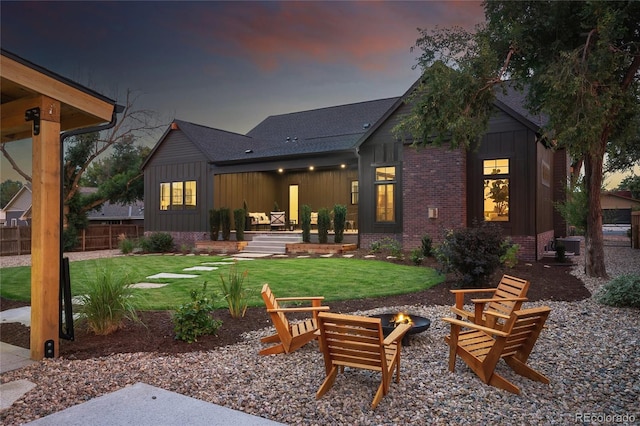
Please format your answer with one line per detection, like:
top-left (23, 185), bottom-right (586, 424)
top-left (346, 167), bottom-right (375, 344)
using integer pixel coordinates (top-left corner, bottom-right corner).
top-left (370, 313), bottom-right (431, 346)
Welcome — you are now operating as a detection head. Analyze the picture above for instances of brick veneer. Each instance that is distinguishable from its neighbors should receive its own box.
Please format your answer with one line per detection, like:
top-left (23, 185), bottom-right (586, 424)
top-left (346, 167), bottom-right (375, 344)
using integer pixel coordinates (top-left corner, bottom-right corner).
top-left (402, 145), bottom-right (467, 249)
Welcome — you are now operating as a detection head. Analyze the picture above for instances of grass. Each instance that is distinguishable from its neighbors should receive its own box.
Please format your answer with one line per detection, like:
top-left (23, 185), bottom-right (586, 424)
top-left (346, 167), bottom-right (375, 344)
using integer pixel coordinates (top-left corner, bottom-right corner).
top-left (0, 254), bottom-right (445, 310)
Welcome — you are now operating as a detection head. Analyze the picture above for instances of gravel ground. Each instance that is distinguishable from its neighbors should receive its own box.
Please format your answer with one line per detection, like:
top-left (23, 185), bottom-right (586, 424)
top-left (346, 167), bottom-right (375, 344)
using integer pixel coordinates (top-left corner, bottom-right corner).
top-left (1, 245), bottom-right (639, 425)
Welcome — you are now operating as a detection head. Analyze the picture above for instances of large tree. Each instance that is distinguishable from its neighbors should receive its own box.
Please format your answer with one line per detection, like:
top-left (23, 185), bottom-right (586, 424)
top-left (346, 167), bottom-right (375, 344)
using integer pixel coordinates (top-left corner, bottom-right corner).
top-left (398, 1), bottom-right (640, 277)
top-left (0, 179), bottom-right (23, 208)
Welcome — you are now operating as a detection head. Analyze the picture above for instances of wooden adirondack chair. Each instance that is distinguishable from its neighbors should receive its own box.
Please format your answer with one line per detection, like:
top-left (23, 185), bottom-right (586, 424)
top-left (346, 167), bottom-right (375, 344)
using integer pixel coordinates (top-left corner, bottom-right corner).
top-left (443, 306), bottom-right (551, 394)
top-left (315, 312), bottom-right (412, 409)
top-left (449, 274), bottom-right (530, 329)
top-left (259, 283), bottom-right (329, 356)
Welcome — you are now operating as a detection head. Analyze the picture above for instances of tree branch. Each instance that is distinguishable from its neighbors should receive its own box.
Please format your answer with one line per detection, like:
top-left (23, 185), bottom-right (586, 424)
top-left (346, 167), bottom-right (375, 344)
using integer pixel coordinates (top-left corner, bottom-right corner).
top-left (0, 144), bottom-right (32, 183)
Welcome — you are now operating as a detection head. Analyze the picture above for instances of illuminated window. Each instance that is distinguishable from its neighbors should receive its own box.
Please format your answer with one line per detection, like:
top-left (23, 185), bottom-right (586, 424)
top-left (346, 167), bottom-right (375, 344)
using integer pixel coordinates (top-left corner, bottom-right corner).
top-left (351, 180), bottom-right (359, 204)
top-left (160, 180), bottom-right (197, 210)
top-left (375, 167), bottom-right (395, 222)
top-left (483, 159), bottom-right (509, 222)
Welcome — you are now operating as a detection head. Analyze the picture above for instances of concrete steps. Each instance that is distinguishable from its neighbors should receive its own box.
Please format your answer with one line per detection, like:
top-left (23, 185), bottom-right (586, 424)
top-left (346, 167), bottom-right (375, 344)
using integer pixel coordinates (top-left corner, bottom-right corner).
top-left (243, 234), bottom-right (302, 254)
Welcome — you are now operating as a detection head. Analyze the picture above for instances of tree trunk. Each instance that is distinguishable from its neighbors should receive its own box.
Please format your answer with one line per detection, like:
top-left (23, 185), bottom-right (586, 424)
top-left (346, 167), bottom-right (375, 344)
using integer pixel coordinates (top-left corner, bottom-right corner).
top-left (583, 149), bottom-right (607, 278)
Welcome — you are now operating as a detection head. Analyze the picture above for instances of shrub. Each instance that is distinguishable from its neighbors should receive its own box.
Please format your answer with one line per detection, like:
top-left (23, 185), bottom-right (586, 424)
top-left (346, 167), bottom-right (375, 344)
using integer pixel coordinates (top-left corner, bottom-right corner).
top-left (118, 234), bottom-right (135, 254)
top-left (369, 237), bottom-right (403, 258)
top-left (173, 282), bottom-right (222, 343)
top-left (436, 221), bottom-right (507, 288)
top-left (140, 232), bottom-right (174, 253)
top-left (410, 248), bottom-right (424, 266)
top-left (209, 209), bottom-right (220, 241)
top-left (317, 208), bottom-right (331, 244)
top-left (333, 204), bottom-right (347, 243)
top-left (421, 234), bottom-right (433, 257)
top-left (595, 274), bottom-right (640, 308)
top-left (219, 208), bottom-right (231, 241)
top-left (500, 239), bottom-right (520, 268)
top-left (219, 262), bottom-right (249, 318)
top-left (234, 208), bottom-right (245, 241)
top-left (301, 204), bottom-right (312, 243)
top-left (77, 263), bottom-right (140, 335)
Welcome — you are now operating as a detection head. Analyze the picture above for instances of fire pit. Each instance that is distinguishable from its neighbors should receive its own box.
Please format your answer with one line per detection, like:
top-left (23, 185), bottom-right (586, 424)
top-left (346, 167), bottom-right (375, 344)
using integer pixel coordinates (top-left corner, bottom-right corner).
top-left (370, 313), bottom-right (431, 346)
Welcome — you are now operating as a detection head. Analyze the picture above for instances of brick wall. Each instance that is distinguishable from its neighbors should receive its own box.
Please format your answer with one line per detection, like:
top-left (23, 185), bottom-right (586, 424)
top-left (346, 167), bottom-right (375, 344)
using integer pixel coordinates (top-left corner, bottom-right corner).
top-left (402, 145), bottom-right (467, 249)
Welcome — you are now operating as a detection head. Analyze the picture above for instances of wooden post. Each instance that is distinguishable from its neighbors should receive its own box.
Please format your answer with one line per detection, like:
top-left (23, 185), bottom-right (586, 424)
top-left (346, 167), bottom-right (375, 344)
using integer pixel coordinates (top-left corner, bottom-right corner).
top-left (30, 97), bottom-right (61, 360)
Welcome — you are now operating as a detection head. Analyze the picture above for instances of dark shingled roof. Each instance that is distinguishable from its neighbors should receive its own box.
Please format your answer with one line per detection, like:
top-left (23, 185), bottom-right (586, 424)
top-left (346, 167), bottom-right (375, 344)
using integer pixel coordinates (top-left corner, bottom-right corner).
top-left (494, 82), bottom-right (549, 129)
top-left (173, 119), bottom-right (255, 161)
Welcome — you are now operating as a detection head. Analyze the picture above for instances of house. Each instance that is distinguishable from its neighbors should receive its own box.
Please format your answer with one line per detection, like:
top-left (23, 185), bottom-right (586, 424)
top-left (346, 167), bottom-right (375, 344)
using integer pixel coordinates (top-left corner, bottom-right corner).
top-left (142, 81), bottom-right (569, 261)
top-left (0, 184), bottom-right (32, 226)
top-left (601, 191), bottom-right (640, 224)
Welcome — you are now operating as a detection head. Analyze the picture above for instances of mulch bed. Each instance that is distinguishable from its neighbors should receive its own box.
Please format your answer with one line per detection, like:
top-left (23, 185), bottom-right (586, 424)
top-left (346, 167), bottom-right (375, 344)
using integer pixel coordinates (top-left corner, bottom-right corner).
top-left (0, 253), bottom-right (589, 360)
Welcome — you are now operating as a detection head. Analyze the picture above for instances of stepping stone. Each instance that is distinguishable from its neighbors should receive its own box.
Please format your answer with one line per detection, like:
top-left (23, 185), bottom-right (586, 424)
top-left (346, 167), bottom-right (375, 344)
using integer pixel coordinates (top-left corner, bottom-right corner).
top-left (146, 273), bottom-right (198, 279)
top-left (320, 254), bottom-right (334, 258)
top-left (272, 254), bottom-right (288, 258)
top-left (222, 257), bottom-right (255, 261)
top-left (183, 266), bottom-right (218, 271)
top-left (131, 283), bottom-right (168, 289)
top-left (201, 262), bottom-right (235, 266)
top-left (296, 255), bottom-right (310, 258)
top-left (364, 255), bottom-right (377, 259)
top-left (342, 254), bottom-right (354, 258)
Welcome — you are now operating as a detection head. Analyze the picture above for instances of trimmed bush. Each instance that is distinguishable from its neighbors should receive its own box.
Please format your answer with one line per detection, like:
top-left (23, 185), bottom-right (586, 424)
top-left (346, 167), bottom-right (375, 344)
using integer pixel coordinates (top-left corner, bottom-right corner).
top-left (436, 221), bottom-right (507, 288)
top-left (220, 207), bottom-right (231, 241)
top-left (317, 208), bottom-right (331, 244)
top-left (301, 204), bottom-right (312, 243)
top-left (234, 208), bottom-right (245, 241)
top-left (500, 239), bottom-right (520, 268)
top-left (421, 234), bottom-right (433, 257)
top-left (173, 282), bottom-right (222, 343)
top-left (595, 274), bottom-right (640, 308)
top-left (209, 209), bottom-right (220, 241)
top-left (333, 204), bottom-right (347, 243)
top-left (410, 248), bottom-right (424, 266)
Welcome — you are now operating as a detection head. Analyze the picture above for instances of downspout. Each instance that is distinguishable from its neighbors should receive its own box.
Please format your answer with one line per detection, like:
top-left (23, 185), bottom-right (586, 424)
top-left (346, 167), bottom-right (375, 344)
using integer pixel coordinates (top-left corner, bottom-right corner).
top-left (58, 105), bottom-right (123, 340)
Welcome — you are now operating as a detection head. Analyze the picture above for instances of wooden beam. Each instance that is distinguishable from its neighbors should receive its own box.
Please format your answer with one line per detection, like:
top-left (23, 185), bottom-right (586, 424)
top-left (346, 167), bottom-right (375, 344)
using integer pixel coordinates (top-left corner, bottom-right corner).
top-left (30, 98), bottom-right (61, 360)
top-left (1, 55), bottom-right (114, 123)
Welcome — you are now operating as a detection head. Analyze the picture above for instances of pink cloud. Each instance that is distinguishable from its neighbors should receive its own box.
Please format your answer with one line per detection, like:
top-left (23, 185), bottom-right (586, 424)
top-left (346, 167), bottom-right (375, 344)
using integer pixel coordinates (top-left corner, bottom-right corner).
top-left (179, 1), bottom-right (484, 74)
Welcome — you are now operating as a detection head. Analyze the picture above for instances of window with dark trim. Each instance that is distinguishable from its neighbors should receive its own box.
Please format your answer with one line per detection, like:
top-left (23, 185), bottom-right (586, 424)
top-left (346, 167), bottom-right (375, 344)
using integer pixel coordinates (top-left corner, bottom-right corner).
top-left (483, 159), bottom-right (509, 222)
top-left (351, 180), bottom-right (359, 204)
top-left (375, 166), bottom-right (395, 222)
top-left (160, 180), bottom-right (196, 211)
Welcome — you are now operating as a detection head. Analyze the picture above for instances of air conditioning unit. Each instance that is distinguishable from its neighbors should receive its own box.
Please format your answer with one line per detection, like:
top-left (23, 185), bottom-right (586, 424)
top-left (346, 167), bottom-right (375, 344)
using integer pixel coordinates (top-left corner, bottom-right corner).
top-left (428, 208), bottom-right (438, 219)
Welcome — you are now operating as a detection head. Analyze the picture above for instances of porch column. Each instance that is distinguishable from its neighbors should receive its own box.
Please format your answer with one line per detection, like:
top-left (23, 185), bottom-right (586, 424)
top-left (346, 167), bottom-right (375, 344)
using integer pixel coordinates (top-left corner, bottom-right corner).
top-left (30, 96), bottom-right (61, 360)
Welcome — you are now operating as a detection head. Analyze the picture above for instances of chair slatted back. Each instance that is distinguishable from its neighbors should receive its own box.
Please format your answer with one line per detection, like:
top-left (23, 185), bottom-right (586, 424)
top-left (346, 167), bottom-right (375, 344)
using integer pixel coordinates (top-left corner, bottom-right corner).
top-left (486, 275), bottom-right (530, 317)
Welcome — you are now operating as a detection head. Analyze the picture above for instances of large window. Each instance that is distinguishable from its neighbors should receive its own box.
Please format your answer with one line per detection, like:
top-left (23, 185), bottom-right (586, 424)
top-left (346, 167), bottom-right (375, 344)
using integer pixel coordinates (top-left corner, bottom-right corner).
top-left (483, 159), bottom-right (509, 222)
top-left (375, 166), bottom-right (395, 222)
top-left (351, 180), bottom-right (359, 204)
top-left (160, 180), bottom-right (196, 211)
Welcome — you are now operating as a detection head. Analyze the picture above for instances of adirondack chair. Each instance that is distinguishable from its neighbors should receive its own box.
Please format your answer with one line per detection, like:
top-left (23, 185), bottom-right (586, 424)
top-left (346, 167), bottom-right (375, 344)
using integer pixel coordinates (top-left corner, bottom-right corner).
top-left (315, 312), bottom-right (412, 409)
top-left (259, 283), bottom-right (329, 356)
top-left (443, 306), bottom-right (551, 394)
top-left (449, 274), bottom-right (530, 329)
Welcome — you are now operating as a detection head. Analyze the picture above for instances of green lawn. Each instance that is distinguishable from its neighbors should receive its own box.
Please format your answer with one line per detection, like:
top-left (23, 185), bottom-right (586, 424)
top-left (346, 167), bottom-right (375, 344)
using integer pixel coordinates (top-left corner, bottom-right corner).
top-left (0, 254), bottom-right (444, 310)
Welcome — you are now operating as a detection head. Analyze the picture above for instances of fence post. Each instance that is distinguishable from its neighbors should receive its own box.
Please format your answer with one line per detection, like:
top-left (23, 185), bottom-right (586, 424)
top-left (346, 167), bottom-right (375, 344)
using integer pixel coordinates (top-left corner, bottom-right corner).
top-left (109, 225), bottom-right (113, 249)
top-left (17, 226), bottom-right (22, 255)
top-left (82, 228), bottom-right (86, 252)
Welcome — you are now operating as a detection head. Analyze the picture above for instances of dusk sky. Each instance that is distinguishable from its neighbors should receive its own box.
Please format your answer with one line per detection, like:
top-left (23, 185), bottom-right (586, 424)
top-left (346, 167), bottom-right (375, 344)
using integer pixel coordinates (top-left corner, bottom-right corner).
top-left (1, 0), bottom-right (485, 182)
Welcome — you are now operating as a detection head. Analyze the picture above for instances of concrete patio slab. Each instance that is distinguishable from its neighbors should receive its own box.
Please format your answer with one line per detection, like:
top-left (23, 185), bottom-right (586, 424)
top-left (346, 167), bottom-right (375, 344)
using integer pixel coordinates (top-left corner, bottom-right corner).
top-left (130, 283), bottom-right (168, 289)
top-left (182, 266), bottom-right (218, 271)
top-left (1, 379), bottom-right (36, 409)
top-left (0, 342), bottom-right (36, 373)
top-left (145, 273), bottom-right (198, 279)
top-left (0, 306), bottom-right (31, 326)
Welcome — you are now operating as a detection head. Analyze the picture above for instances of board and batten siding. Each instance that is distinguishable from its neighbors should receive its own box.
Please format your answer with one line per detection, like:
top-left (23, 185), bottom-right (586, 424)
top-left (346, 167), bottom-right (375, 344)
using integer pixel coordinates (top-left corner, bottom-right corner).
top-left (144, 130), bottom-right (212, 232)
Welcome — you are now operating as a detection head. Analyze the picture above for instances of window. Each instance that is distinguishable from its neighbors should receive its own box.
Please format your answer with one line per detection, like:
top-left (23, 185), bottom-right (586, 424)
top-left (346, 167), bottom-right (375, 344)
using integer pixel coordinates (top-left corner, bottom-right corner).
top-left (351, 180), bottom-right (359, 204)
top-left (160, 180), bottom-right (196, 211)
top-left (375, 166), bottom-right (395, 222)
top-left (483, 159), bottom-right (509, 222)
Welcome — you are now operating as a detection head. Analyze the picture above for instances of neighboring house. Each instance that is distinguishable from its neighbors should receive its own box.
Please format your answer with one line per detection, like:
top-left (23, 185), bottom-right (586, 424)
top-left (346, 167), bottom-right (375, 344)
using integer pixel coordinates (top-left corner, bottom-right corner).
top-left (0, 184), bottom-right (32, 226)
top-left (601, 191), bottom-right (640, 224)
top-left (142, 81), bottom-right (569, 261)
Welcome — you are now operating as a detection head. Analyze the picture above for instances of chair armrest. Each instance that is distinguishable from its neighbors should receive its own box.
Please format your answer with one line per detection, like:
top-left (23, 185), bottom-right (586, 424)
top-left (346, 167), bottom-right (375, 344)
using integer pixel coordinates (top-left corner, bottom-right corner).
top-left (275, 296), bottom-right (325, 302)
top-left (267, 306), bottom-right (330, 313)
top-left (449, 288), bottom-right (496, 295)
top-left (450, 306), bottom-right (474, 319)
top-left (484, 310), bottom-right (510, 320)
top-left (441, 317), bottom-right (509, 337)
top-left (383, 323), bottom-right (412, 346)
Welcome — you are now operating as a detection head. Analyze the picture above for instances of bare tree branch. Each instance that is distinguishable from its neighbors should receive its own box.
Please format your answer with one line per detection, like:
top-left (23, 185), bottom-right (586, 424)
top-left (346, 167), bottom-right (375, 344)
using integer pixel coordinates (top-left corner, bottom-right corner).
top-left (0, 144), bottom-right (32, 183)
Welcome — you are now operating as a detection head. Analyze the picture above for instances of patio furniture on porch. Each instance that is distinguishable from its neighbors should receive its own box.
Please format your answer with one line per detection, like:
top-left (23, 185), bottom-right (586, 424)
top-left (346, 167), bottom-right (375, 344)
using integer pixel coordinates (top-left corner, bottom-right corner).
top-left (315, 312), bottom-right (412, 409)
top-left (449, 274), bottom-right (530, 329)
top-left (259, 283), bottom-right (329, 355)
top-left (248, 212), bottom-right (270, 230)
top-left (443, 306), bottom-right (551, 394)
top-left (270, 211), bottom-right (286, 230)
top-left (310, 212), bottom-right (318, 229)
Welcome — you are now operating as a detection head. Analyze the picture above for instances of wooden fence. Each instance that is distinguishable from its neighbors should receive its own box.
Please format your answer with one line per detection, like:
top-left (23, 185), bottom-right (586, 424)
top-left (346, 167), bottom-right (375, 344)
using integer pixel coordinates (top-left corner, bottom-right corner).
top-left (0, 225), bottom-right (144, 256)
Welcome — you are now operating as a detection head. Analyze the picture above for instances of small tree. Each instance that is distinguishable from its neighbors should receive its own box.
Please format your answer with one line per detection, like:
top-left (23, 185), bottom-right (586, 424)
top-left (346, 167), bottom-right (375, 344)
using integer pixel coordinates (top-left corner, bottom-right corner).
top-left (233, 208), bottom-right (245, 241)
top-left (333, 204), bottom-right (347, 243)
top-left (317, 208), bottom-right (331, 244)
top-left (209, 209), bottom-right (220, 241)
top-left (219, 207), bottom-right (231, 241)
top-left (301, 204), bottom-right (312, 243)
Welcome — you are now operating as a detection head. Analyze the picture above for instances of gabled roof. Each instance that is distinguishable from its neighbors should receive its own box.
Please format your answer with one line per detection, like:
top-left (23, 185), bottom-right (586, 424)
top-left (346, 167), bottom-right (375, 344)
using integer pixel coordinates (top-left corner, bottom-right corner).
top-left (1, 184), bottom-right (32, 212)
top-left (88, 199), bottom-right (144, 221)
top-left (494, 82), bottom-right (549, 131)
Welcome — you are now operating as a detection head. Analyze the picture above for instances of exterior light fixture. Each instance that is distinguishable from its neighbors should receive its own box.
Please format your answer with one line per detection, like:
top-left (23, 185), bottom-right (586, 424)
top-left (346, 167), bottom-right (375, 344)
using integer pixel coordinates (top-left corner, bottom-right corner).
top-left (340, 164), bottom-right (346, 169)
top-left (278, 168), bottom-right (284, 173)
top-left (245, 149), bottom-right (253, 154)
top-left (309, 166), bottom-right (314, 171)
